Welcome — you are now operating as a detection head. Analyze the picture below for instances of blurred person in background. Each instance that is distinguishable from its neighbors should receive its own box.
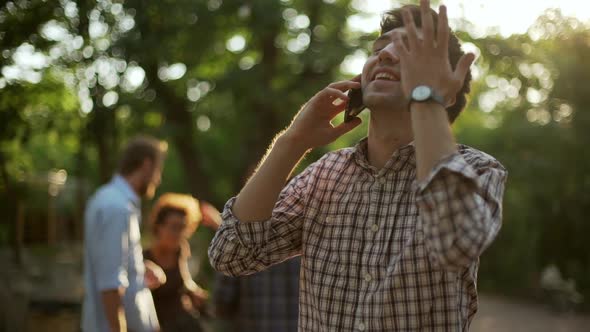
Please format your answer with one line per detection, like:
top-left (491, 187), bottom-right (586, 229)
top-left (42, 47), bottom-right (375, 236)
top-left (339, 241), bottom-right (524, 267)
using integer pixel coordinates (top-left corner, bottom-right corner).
top-left (143, 193), bottom-right (221, 332)
top-left (83, 136), bottom-right (167, 332)
top-left (212, 257), bottom-right (300, 332)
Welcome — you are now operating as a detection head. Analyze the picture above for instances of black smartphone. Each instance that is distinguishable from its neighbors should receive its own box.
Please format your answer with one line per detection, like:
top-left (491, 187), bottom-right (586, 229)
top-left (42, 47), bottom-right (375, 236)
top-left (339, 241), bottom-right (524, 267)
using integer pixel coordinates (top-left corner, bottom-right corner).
top-left (344, 88), bottom-right (365, 122)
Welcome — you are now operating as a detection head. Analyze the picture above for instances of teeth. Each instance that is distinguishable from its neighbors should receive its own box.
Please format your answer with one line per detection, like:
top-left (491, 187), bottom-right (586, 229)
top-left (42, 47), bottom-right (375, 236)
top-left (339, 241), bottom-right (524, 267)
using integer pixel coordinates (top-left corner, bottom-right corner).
top-left (375, 72), bottom-right (396, 81)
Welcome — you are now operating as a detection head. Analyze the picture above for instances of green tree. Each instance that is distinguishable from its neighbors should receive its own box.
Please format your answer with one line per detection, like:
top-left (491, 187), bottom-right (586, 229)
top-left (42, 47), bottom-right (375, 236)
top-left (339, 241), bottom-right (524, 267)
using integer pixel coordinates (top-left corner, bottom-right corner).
top-left (456, 9), bottom-right (590, 306)
top-left (112, 0), bottom-right (368, 203)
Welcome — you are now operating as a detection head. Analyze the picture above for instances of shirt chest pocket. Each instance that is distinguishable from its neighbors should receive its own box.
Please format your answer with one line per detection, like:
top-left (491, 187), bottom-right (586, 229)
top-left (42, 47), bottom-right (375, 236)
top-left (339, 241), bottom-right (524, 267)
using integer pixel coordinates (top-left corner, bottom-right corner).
top-left (317, 212), bottom-right (360, 253)
top-left (305, 211), bottom-right (367, 283)
top-left (305, 212), bottom-right (354, 291)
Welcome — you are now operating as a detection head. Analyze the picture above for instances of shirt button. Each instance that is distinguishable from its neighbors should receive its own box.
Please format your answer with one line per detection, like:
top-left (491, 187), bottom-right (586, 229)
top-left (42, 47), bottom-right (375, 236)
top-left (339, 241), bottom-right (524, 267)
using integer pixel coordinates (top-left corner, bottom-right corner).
top-left (379, 177), bottom-right (386, 185)
top-left (370, 224), bottom-right (379, 232)
top-left (387, 266), bottom-right (394, 273)
top-left (358, 322), bottom-right (366, 331)
top-left (364, 273), bottom-right (372, 282)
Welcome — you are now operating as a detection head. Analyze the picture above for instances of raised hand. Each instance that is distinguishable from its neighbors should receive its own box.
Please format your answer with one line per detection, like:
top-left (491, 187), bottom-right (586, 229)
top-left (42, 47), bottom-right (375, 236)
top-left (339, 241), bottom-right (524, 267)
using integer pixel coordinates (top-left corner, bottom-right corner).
top-left (144, 259), bottom-right (166, 290)
top-left (199, 201), bottom-right (222, 230)
top-left (393, 0), bottom-right (475, 105)
top-left (284, 79), bottom-right (362, 151)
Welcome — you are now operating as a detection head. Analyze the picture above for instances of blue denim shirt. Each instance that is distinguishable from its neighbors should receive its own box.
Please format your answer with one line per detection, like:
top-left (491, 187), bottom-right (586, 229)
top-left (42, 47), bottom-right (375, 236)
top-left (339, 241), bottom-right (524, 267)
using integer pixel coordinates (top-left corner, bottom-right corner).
top-left (82, 175), bottom-right (159, 332)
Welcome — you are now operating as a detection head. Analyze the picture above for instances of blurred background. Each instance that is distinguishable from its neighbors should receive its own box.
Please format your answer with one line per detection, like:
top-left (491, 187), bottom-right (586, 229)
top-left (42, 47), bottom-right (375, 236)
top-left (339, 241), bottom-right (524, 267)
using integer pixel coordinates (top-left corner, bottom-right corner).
top-left (1, 0), bottom-right (589, 331)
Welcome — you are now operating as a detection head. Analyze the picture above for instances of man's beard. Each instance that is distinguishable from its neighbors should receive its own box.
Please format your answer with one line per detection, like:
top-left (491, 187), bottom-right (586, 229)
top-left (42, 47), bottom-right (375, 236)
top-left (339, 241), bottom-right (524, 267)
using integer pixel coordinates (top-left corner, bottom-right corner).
top-left (139, 181), bottom-right (156, 199)
top-left (363, 90), bottom-right (408, 112)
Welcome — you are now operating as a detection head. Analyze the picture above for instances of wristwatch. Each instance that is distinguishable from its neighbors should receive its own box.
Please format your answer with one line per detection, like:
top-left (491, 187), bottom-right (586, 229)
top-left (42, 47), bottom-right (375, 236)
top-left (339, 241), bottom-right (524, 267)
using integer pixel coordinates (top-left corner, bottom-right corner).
top-left (409, 85), bottom-right (445, 109)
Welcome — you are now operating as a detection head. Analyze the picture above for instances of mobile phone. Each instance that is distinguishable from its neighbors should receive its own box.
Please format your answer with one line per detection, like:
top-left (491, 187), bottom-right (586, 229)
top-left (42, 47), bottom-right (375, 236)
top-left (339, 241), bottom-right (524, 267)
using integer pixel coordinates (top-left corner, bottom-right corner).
top-left (344, 88), bottom-right (365, 122)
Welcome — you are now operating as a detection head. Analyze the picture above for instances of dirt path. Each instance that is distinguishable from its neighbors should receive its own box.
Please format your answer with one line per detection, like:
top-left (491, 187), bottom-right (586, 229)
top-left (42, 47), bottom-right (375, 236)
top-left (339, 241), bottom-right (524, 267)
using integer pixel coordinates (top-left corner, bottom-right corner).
top-left (472, 294), bottom-right (590, 332)
top-left (3, 247), bottom-right (589, 332)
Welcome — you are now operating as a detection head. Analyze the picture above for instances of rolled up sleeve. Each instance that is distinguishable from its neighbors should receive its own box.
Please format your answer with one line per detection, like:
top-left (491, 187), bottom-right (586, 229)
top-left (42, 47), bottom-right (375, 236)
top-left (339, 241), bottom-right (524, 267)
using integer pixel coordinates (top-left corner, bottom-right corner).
top-left (416, 151), bottom-right (507, 270)
top-left (208, 163), bottom-right (315, 277)
top-left (95, 207), bottom-right (131, 291)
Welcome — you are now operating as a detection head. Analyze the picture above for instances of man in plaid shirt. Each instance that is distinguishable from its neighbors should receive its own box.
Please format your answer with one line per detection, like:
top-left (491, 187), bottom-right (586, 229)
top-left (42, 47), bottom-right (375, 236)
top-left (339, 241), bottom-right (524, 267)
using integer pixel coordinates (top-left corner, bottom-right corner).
top-left (209, 1), bottom-right (507, 331)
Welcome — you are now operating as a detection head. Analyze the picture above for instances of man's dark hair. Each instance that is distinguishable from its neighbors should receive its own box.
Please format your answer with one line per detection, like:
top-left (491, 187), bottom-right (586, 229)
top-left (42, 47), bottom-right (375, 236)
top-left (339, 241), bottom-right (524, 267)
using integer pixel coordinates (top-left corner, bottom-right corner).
top-left (118, 136), bottom-right (167, 176)
top-left (381, 5), bottom-right (472, 122)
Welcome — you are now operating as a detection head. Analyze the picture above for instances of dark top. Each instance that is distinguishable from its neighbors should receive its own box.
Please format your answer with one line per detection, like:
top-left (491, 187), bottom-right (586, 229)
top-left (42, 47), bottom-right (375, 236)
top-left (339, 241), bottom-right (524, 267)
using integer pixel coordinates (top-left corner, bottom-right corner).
top-left (143, 247), bottom-right (203, 332)
top-left (213, 257), bottom-right (301, 332)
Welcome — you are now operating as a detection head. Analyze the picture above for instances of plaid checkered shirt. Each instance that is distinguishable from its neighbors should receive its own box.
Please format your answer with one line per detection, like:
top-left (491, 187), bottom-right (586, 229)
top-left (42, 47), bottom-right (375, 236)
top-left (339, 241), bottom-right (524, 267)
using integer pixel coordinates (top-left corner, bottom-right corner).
top-left (209, 139), bottom-right (507, 331)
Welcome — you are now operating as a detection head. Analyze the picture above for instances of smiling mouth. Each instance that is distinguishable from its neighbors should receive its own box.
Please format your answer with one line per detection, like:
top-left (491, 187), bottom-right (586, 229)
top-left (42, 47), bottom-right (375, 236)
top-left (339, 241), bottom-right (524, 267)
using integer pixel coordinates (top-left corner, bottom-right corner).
top-left (372, 71), bottom-right (400, 82)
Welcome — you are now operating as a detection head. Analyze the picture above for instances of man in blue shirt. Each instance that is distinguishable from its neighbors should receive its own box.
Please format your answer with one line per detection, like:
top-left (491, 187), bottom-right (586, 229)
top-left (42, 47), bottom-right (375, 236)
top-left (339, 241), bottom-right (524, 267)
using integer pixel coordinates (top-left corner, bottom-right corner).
top-left (83, 136), bottom-right (167, 332)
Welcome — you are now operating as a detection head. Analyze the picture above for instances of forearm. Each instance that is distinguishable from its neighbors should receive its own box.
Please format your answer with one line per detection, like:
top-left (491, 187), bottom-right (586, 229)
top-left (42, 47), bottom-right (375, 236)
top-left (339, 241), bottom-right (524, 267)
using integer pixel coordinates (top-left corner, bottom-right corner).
top-left (421, 186), bottom-right (491, 268)
top-left (233, 132), bottom-right (308, 222)
top-left (415, 151), bottom-right (507, 270)
top-left (209, 132), bottom-right (310, 274)
top-left (101, 288), bottom-right (126, 332)
top-left (419, 176), bottom-right (498, 269)
top-left (211, 78), bottom-right (359, 273)
top-left (410, 102), bottom-right (458, 181)
top-left (179, 257), bottom-right (205, 294)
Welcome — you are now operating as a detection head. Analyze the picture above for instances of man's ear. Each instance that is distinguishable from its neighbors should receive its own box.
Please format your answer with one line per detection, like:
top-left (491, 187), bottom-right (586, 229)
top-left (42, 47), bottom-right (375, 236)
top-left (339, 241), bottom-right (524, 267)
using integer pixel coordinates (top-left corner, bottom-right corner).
top-left (446, 95), bottom-right (457, 108)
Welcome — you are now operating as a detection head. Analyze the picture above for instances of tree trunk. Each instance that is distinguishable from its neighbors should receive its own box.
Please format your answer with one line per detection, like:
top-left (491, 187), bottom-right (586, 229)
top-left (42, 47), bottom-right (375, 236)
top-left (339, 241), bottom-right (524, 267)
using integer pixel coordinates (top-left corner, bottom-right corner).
top-left (146, 64), bottom-right (213, 201)
top-left (88, 99), bottom-right (117, 184)
top-left (0, 151), bottom-right (21, 266)
top-left (234, 12), bottom-right (283, 191)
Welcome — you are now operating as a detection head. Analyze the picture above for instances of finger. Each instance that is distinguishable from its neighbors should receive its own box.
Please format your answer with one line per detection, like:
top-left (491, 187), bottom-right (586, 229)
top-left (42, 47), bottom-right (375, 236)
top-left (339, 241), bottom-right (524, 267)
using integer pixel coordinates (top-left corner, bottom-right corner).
top-left (402, 8), bottom-right (420, 51)
top-left (332, 117), bottom-right (362, 138)
top-left (350, 74), bottom-right (362, 83)
top-left (322, 87), bottom-right (350, 104)
top-left (420, 0), bottom-right (435, 46)
top-left (328, 80), bottom-right (361, 92)
top-left (437, 5), bottom-right (449, 54)
top-left (320, 89), bottom-right (351, 113)
top-left (332, 98), bottom-right (346, 107)
top-left (325, 89), bottom-right (352, 118)
top-left (391, 31), bottom-right (409, 58)
top-left (454, 53), bottom-right (475, 82)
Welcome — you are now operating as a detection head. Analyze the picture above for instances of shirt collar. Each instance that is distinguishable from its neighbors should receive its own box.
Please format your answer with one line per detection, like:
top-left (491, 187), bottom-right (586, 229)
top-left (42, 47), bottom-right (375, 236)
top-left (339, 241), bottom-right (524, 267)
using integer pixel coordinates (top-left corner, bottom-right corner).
top-left (352, 137), bottom-right (416, 174)
top-left (111, 174), bottom-right (140, 206)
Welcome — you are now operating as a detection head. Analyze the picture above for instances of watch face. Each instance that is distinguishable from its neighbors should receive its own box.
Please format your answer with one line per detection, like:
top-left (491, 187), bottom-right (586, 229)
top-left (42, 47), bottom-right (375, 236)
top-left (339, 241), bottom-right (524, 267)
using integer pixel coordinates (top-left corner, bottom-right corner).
top-left (412, 85), bottom-right (432, 101)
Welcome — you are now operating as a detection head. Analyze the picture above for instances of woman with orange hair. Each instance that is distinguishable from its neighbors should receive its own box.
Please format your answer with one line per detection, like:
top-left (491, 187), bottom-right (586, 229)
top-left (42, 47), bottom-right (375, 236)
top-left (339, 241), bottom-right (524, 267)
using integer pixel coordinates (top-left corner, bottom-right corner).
top-left (143, 193), bottom-right (221, 332)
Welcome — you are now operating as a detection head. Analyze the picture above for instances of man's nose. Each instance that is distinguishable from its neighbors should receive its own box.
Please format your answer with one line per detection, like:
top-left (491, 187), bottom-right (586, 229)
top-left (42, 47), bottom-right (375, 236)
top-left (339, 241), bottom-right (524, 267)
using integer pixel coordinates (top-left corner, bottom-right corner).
top-left (378, 42), bottom-right (400, 64)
